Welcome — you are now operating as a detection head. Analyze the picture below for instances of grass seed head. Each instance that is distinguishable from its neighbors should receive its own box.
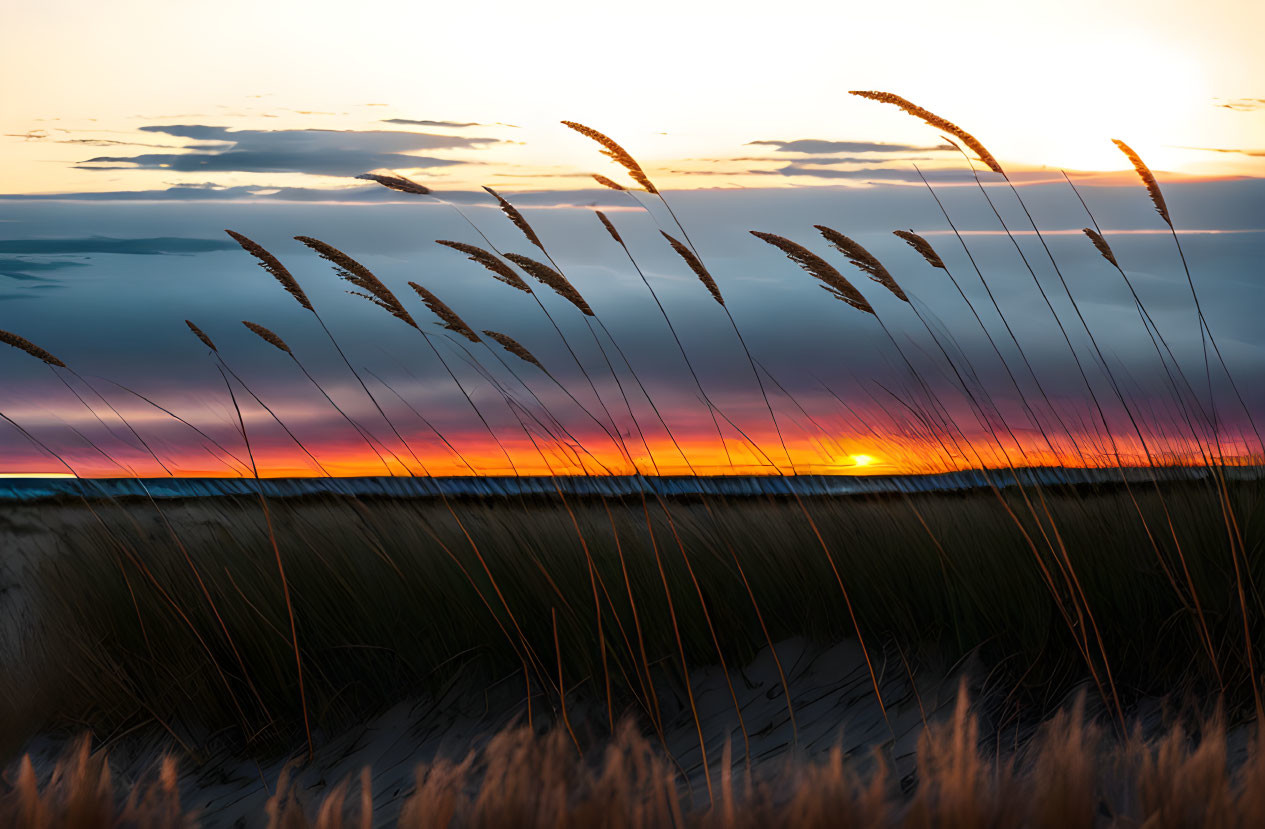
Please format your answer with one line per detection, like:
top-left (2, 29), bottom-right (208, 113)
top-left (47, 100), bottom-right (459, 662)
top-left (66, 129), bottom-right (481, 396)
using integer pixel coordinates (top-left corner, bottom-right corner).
top-left (1112, 140), bottom-right (1171, 225)
top-left (1083, 228), bottom-right (1120, 269)
top-left (409, 283), bottom-right (481, 343)
top-left (893, 230), bottom-right (947, 270)
top-left (356, 173), bottom-right (431, 195)
top-left (595, 211), bottom-right (623, 245)
top-left (561, 121), bottom-right (658, 194)
top-left (225, 230), bottom-right (314, 312)
top-left (817, 226), bottom-right (909, 303)
top-left (502, 253), bottom-right (595, 316)
top-left (436, 240), bottom-right (531, 292)
top-left (241, 321), bottom-right (292, 354)
top-left (662, 232), bottom-right (725, 306)
top-left (295, 236), bottom-right (418, 328)
top-left (0, 330), bottom-right (66, 367)
top-left (483, 330), bottom-right (543, 369)
top-left (482, 187), bottom-right (545, 251)
top-left (849, 91), bottom-right (1004, 175)
top-left (185, 321), bottom-right (218, 352)
top-left (749, 231), bottom-right (874, 314)
top-left (592, 174), bottom-right (627, 191)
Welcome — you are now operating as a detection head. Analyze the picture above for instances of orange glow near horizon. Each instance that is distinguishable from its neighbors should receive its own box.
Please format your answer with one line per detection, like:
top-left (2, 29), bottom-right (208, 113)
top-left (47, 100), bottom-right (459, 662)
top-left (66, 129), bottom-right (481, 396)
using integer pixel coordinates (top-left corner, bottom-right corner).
top-left (4, 426), bottom-right (1254, 480)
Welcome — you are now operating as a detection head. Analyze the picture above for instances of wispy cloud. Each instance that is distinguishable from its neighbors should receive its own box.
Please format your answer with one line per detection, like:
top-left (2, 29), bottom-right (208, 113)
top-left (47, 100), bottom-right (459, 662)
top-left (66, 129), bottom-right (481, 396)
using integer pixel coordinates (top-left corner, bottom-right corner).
top-left (0, 184), bottom-right (425, 202)
top-left (75, 125), bottom-right (501, 177)
top-left (765, 165), bottom-right (975, 181)
top-left (1185, 145), bottom-right (1265, 157)
top-left (1215, 98), bottom-right (1265, 112)
top-left (58, 138), bottom-right (181, 149)
top-left (757, 155), bottom-right (937, 166)
top-left (747, 139), bottom-right (951, 154)
top-left (0, 237), bottom-right (238, 255)
top-left (381, 118), bottom-right (489, 128)
top-left (0, 257), bottom-right (88, 281)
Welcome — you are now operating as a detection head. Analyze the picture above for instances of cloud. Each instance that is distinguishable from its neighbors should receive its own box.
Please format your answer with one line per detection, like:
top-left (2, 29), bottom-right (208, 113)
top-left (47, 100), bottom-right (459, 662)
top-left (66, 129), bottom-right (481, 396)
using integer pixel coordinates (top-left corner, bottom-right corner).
top-left (57, 138), bottom-right (180, 149)
top-left (1185, 145), bottom-right (1265, 158)
top-left (0, 184), bottom-right (423, 202)
top-left (759, 155), bottom-right (936, 166)
top-left (1216, 98), bottom-right (1265, 112)
top-left (74, 125), bottom-right (500, 177)
top-left (0, 257), bottom-right (88, 281)
top-left (766, 164), bottom-right (976, 181)
top-left (381, 119), bottom-right (488, 128)
top-left (0, 237), bottom-right (238, 255)
top-left (748, 139), bottom-right (951, 154)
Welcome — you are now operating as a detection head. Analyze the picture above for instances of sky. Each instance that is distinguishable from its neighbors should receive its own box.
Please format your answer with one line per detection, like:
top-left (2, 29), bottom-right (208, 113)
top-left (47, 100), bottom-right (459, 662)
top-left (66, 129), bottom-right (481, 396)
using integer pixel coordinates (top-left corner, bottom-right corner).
top-left (0, 0), bottom-right (1262, 476)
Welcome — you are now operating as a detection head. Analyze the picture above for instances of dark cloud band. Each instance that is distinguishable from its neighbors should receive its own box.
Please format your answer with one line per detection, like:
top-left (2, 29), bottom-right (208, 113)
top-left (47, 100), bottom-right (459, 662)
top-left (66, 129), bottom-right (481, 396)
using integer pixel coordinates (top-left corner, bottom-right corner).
top-left (748, 139), bottom-right (952, 154)
top-left (75, 125), bottom-right (500, 177)
top-left (0, 237), bottom-right (238, 255)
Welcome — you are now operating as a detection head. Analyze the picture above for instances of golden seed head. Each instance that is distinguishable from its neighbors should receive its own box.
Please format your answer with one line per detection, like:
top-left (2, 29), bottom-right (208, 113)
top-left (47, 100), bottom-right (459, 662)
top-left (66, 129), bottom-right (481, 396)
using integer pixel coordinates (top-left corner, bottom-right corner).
top-left (595, 211), bottom-right (623, 245)
top-left (849, 91), bottom-right (1004, 176)
top-left (409, 283), bottom-right (481, 343)
top-left (295, 236), bottom-right (418, 328)
top-left (893, 230), bottom-right (946, 270)
top-left (503, 253), bottom-right (594, 316)
top-left (356, 173), bottom-right (431, 195)
top-left (561, 121), bottom-right (658, 194)
top-left (592, 174), bottom-right (627, 191)
top-left (816, 226), bottom-right (908, 303)
top-left (0, 329), bottom-right (66, 367)
top-left (225, 230), bottom-right (313, 312)
top-left (483, 329), bottom-right (543, 369)
top-left (185, 320), bottom-right (218, 352)
top-left (749, 231), bottom-right (874, 315)
top-left (241, 321), bottom-right (292, 354)
top-left (482, 187), bottom-right (545, 251)
top-left (661, 232), bottom-right (725, 307)
top-left (1083, 228), bottom-right (1120, 269)
top-left (436, 240), bottom-right (531, 292)
top-left (1112, 139), bottom-right (1171, 225)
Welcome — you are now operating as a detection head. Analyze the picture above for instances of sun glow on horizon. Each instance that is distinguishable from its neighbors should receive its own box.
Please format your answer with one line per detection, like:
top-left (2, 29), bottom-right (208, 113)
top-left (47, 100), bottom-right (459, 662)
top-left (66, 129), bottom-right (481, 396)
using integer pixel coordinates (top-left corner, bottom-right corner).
top-left (0, 473), bottom-right (76, 479)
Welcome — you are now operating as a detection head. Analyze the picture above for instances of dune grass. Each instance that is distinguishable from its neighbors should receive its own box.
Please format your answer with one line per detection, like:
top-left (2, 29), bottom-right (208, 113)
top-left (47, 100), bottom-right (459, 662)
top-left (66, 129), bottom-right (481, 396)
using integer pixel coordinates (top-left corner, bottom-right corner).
top-left (1, 97), bottom-right (1263, 822)
top-left (7, 686), bottom-right (1265, 827)
top-left (4, 477), bottom-right (1261, 760)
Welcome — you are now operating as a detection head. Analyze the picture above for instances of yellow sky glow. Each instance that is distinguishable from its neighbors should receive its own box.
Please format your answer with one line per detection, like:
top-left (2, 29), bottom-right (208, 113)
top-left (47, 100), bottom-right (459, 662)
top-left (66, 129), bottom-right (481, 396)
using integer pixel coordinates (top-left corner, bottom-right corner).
top-left (3, 0), bottom-right (1264, 194)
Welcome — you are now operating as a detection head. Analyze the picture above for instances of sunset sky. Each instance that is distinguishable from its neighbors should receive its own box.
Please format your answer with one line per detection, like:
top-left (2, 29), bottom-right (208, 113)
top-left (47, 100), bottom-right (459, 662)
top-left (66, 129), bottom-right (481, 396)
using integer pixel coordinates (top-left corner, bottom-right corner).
top-left (1, 0), bottom-right (1262, 476)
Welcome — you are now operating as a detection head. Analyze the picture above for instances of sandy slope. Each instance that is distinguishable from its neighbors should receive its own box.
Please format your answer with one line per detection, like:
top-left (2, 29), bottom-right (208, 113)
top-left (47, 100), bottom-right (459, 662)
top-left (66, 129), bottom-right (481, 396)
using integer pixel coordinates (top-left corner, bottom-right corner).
top-left (14, 635), bottom-right (972, 825)
top-left (2, 500), bottom-right (980, 824)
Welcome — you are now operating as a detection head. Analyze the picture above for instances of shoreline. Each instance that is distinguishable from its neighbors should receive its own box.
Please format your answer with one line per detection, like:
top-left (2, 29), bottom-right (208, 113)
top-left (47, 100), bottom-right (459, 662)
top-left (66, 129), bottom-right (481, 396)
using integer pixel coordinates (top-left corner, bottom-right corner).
top-left (0, 464), bottom-right (1258, 502)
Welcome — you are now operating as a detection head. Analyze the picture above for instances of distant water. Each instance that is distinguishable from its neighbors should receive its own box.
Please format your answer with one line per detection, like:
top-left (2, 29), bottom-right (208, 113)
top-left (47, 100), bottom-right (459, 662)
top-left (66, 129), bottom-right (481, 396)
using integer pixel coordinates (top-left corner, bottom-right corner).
top-left (0, 467), bottom-right (1257, 502)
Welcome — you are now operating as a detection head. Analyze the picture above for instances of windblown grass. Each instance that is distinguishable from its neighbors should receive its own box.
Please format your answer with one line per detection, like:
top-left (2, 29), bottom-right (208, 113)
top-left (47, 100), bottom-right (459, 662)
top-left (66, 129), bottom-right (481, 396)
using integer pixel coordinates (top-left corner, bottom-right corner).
top-left (1, 102), bottom-right (1263, 825)
top-left (7, 688), bottom-right (1265, 827)
top-left (4, 478), bottom-right (1262, 759)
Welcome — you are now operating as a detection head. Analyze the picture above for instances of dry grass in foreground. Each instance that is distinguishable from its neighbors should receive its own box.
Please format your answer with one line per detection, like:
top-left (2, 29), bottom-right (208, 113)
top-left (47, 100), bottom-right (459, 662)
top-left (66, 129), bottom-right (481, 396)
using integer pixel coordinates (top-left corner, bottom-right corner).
top-left (3, 689), bottom-right (1264, 828)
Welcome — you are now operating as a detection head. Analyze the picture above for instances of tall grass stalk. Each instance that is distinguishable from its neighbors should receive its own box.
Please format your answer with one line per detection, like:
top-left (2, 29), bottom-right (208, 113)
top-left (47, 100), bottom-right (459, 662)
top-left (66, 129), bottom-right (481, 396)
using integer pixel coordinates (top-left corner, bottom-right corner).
top-left (184, 321), bottom-right (313, 757)
top-left (1109, 142), bottom-right (1263, 454)
top-left (440, 230), bottom-right (636, 471)
top-left (228, 230), bottom-right (432, 476)
top-left (487, 203), bottom-right (757, 761)
top-left (562, 122), bottom-right (796, 472)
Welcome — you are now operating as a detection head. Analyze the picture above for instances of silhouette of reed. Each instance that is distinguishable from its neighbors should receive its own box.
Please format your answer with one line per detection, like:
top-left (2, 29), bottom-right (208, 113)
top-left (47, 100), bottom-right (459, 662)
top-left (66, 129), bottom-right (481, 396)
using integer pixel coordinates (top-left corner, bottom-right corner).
top-left (3, 105), bottom-right (1264, 827)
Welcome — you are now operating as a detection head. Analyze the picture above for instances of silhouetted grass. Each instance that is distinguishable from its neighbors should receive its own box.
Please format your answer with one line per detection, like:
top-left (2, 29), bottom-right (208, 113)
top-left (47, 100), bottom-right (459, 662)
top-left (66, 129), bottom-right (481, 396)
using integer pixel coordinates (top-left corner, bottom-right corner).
top-left (2, 103), bottom-right (1263, 825)
top-left (4, 477), bottom-right (1261, 759)
top-left (8, 687), bottom-right (1265, 827)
